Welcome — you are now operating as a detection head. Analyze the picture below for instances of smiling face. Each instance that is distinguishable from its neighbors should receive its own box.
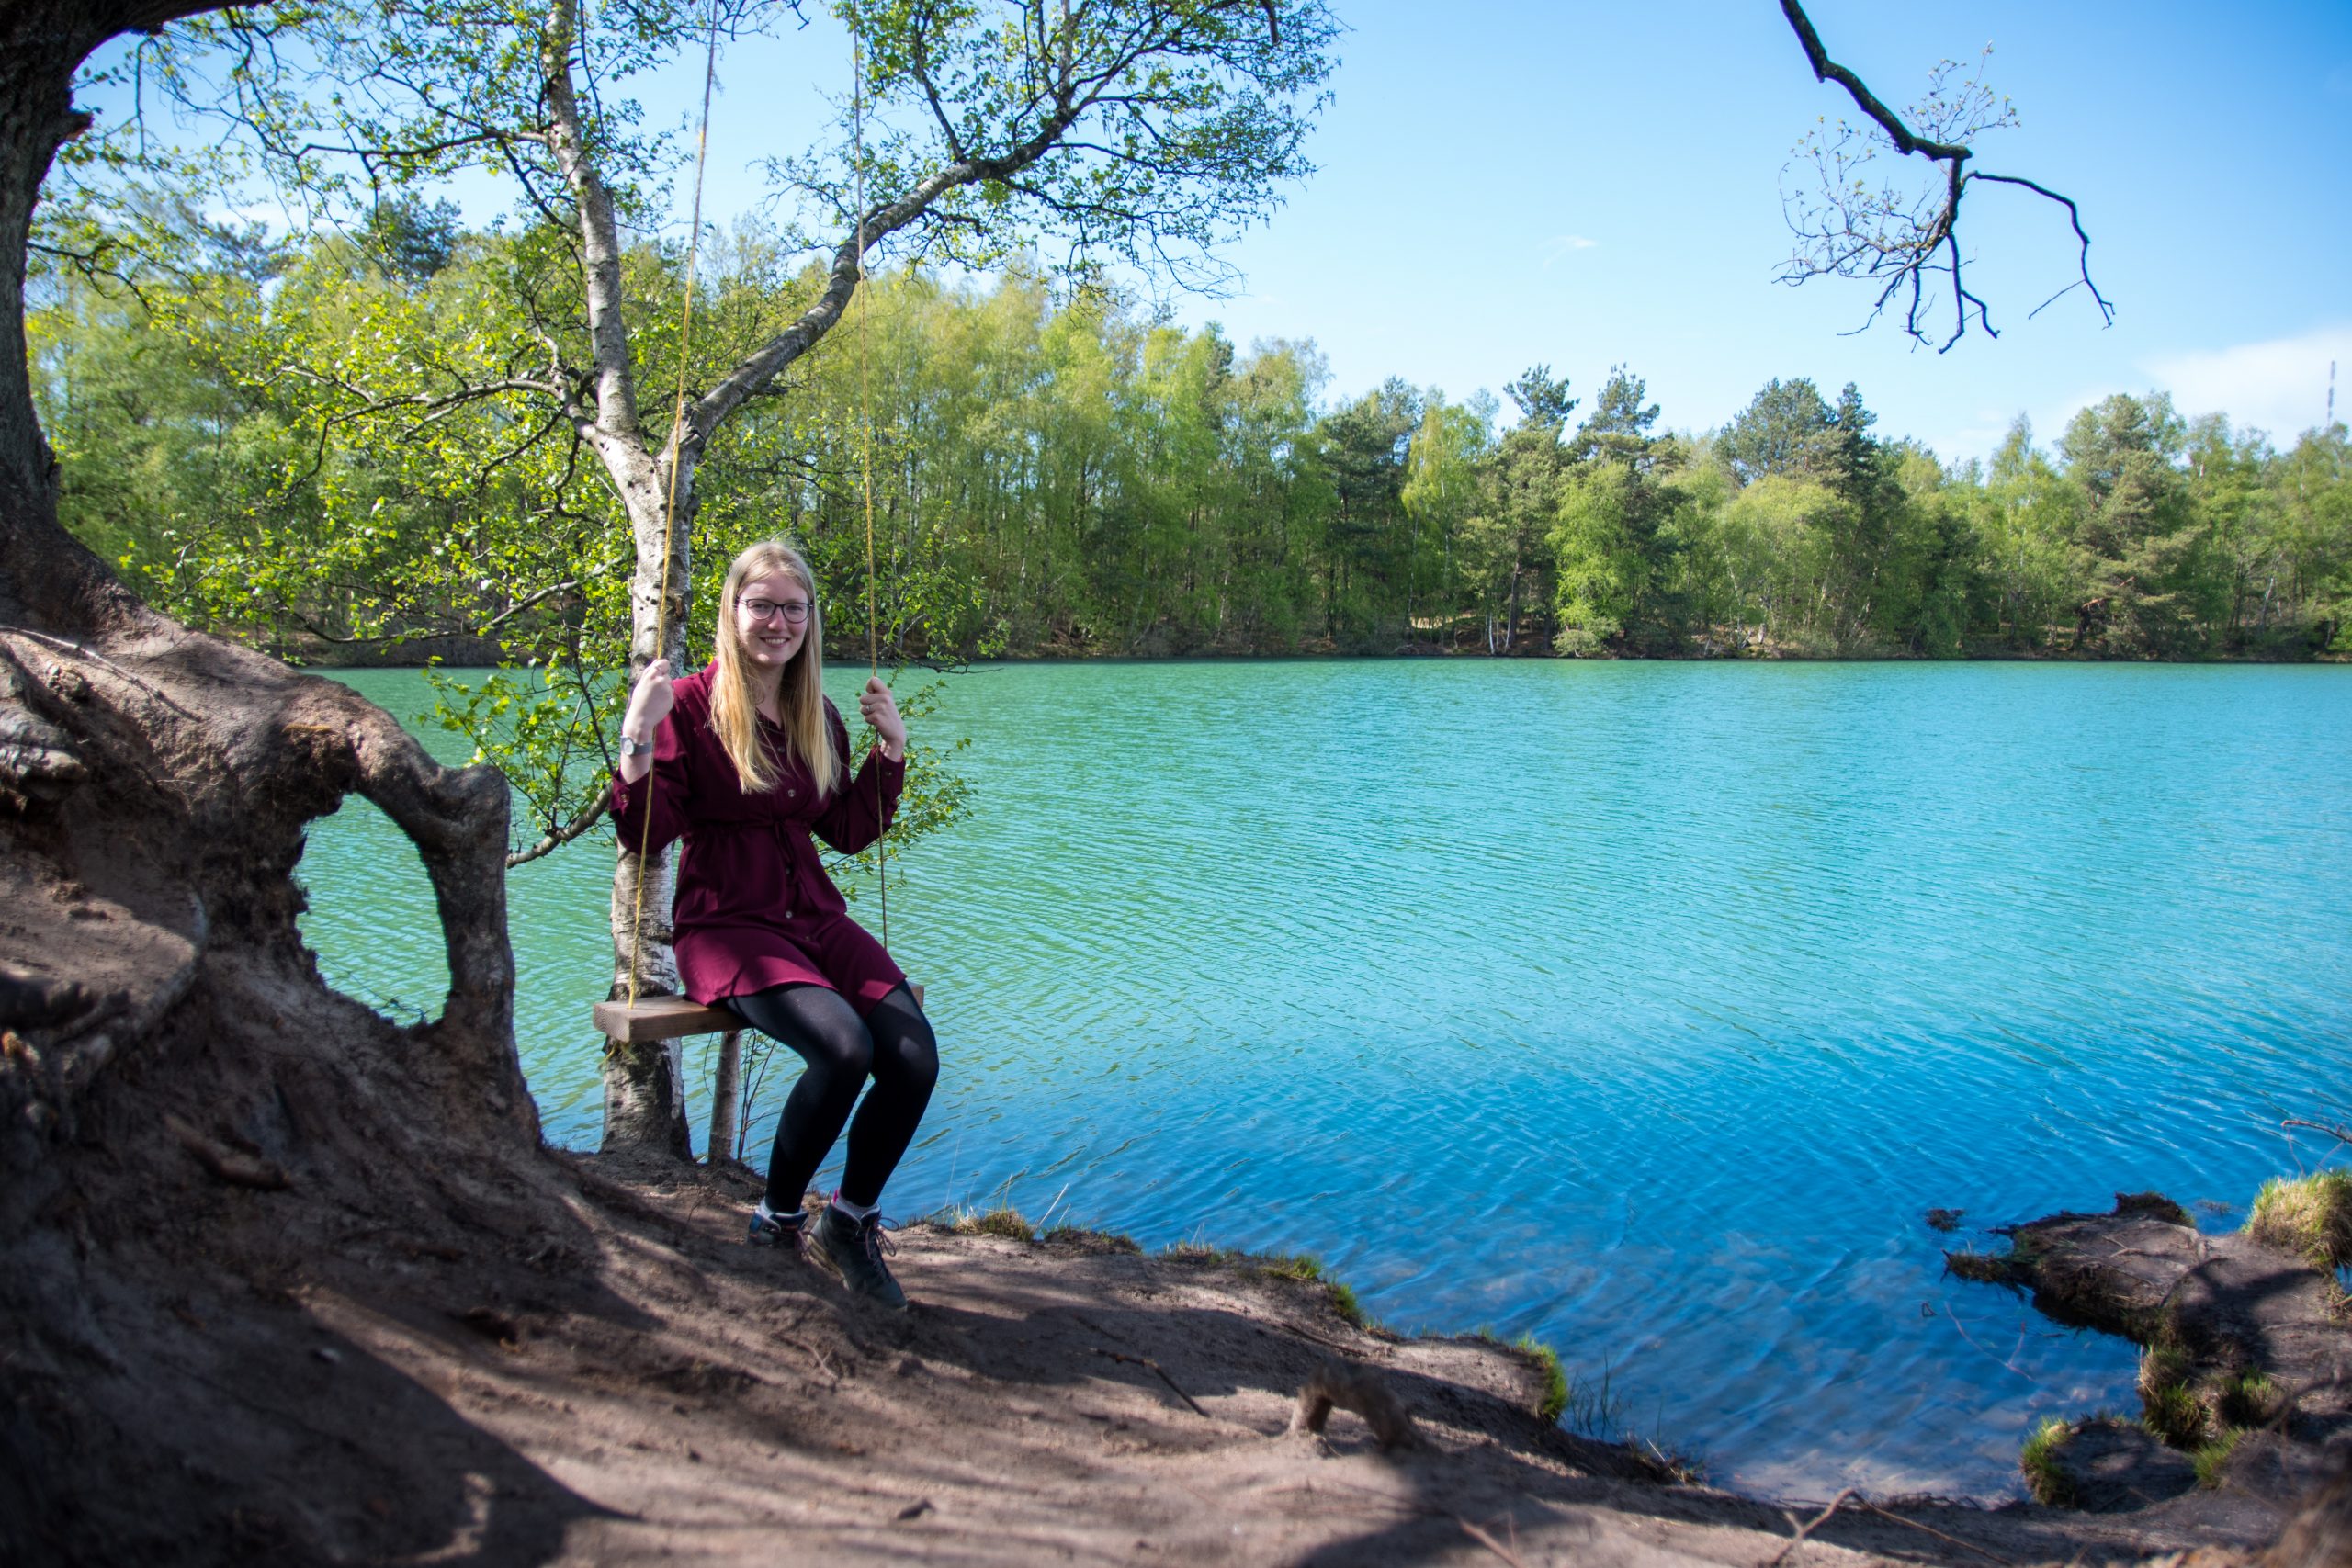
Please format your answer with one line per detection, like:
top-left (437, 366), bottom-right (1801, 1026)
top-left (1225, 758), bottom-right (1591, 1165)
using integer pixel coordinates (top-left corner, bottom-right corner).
top-left (731, 570), bottom-right (811, 677)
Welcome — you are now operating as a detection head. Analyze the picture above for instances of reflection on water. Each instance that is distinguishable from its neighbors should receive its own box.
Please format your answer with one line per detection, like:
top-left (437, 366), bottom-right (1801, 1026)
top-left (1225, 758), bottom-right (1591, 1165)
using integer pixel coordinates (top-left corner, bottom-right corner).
top-left (300, 660), bottom-right (2352, 1498)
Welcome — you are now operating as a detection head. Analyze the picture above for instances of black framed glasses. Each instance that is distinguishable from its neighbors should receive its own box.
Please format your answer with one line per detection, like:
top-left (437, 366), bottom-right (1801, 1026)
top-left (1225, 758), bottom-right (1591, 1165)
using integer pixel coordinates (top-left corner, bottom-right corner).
top-left (741, 597), bottom-right (812, 625)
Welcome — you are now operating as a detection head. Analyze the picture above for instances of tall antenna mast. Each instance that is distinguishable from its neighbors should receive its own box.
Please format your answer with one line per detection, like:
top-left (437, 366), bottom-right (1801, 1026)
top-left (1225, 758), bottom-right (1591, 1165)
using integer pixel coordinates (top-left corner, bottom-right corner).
top-left (2329, 360), bottom-right (2337, 430)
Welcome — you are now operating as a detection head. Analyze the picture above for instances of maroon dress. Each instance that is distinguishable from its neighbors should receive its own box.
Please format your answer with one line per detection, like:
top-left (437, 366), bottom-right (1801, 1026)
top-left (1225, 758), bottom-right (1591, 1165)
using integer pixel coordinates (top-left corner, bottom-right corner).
top-left (609, 666), bottom-right (908, 1016)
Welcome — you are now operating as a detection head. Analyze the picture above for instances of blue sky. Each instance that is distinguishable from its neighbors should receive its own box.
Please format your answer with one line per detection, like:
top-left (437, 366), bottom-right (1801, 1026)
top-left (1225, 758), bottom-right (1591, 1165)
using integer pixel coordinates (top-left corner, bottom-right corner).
top-left (80, 0), bottom-right (2352, 461)
top-left (1193, 0), bottom-right (2352, 459)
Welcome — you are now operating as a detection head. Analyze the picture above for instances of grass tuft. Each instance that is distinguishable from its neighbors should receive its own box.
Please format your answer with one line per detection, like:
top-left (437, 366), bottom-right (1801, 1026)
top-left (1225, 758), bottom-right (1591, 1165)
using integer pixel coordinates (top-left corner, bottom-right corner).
top-left (2217, 1370), bottom-right (2280, 1427)
top-left (2135, 1334), bottom-right (2208, 1450)
top-left (949, 1203), bottom-right (1035, 1241)
top-left (2141, 1381), bottom-right (2208, 1450)
top-left (1510, 1335), bottom-right (1570, 1424)
top-left (1159, 1240), bottom-right (1233, 1265)
top-left (1326, 1280), bottom-right (1370, 1330)
top-left (2138, 1344), bottom-right (2190, 1404)
top-left (1041, 1224), bottom-right (1141, 1254)
top-left (2246, 1170), bottom-right (2352, 1271)
top-left (1944, 1246), bottom-right (2025, 1286)
top-left (1254, 1251), bottom-right (1325, 1282)
top-left (2019, 1416), bottom-right (2076, 1506)
top-left (2192, 1427), bottom-right (2245, 1488)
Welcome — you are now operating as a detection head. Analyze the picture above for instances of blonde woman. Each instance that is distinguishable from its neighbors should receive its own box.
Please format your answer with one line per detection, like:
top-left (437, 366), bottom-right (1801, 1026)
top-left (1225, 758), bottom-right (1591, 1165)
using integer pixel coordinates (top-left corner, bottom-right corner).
top-left (612, 539), bottom-right (933, 1310)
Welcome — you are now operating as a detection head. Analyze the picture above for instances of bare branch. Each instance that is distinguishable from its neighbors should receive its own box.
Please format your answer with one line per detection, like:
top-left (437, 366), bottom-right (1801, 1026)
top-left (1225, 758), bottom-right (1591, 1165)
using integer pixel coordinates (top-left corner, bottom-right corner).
top-left (1974, 172), bottom-right (2116, 329)
top-left (1777, 0), bottom-right (2110, 350)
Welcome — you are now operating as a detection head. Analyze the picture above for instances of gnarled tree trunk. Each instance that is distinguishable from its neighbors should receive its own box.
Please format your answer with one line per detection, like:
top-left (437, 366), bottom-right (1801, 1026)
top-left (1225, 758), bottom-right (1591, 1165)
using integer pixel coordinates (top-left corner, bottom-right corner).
top-left (2, 9), bottom-right (546, 1556)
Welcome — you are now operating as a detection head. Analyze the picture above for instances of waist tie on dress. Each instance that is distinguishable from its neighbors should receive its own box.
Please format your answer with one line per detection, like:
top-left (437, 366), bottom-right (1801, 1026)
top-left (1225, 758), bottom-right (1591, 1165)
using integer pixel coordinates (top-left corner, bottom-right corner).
top-left (690, 817), bottom-right (806, 918)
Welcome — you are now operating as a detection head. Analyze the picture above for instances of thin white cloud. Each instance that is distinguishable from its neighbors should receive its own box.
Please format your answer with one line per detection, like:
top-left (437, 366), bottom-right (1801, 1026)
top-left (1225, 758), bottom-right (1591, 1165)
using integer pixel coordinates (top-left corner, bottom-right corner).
top-left (1923, 385), bottom-right (2111, 468)
top-left (2143, 323), bottom-right (2352, 444)
top-left (1539, 234), bottom-right (1600, 268)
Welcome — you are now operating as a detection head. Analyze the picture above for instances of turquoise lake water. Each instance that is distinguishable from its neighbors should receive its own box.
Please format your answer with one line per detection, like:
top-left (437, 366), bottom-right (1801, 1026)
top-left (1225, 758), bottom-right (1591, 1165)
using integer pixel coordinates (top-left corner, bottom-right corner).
top-left (299, 660), bottom-right (2352, 1500)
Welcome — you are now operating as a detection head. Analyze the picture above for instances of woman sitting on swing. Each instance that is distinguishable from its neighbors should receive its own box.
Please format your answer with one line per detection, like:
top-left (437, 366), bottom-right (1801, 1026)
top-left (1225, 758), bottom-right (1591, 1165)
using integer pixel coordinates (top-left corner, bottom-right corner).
top-left (612, 537), bottom-right (934, 1311)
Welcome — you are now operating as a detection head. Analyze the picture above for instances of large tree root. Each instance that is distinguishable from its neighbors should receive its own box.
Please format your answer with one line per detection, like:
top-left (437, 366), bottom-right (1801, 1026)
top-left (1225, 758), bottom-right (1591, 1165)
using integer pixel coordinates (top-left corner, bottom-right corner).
top-left (1, 75), bottom-right (539, 1541)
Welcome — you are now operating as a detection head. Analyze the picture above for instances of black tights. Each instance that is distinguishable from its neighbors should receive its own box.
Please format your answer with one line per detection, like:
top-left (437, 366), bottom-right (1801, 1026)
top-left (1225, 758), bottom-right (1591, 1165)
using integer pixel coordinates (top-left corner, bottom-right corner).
top-left (727, 983), bottom-right (938, 1213)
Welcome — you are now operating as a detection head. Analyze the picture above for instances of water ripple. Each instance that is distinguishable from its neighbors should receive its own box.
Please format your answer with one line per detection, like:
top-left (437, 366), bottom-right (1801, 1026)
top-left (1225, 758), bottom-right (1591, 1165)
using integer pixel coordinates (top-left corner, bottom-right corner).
top-left (302, 660), bottom-right (2352, 1500)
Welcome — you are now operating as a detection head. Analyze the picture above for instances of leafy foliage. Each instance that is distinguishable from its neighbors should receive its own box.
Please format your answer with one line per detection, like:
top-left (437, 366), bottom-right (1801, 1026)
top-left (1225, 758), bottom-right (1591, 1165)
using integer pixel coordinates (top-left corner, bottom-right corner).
top-left (32, 234), bottom-right (2352, 715)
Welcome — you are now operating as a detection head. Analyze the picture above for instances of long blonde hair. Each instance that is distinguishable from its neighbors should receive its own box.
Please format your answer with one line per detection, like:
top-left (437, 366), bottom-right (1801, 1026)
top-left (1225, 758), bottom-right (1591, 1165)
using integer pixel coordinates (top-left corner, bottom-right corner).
top-left (708, 538), bottom-right (837, 798)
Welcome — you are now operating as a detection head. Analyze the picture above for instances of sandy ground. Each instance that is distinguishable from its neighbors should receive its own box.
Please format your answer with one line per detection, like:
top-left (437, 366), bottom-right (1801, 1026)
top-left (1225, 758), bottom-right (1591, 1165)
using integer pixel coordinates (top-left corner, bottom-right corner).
top-left (54, 1148), bottom-right (2299, 1568)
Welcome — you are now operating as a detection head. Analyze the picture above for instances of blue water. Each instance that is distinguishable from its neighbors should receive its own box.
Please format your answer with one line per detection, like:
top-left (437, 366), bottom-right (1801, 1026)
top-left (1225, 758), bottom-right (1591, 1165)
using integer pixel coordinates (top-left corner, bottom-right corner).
top-left (298, 660), bottom-right (2352, 1498)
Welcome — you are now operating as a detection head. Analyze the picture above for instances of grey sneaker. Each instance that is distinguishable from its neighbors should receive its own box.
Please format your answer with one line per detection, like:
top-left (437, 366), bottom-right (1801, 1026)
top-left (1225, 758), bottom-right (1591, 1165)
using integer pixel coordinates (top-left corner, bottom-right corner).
top-left (747, 1207), bottom-right (808, 1259)
top-left (818, 1204), bottom-right (907, 1310)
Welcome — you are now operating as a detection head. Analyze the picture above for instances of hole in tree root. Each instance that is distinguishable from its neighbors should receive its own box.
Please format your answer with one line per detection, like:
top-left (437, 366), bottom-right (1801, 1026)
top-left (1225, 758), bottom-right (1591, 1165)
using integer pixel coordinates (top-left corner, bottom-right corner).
top-left (295, 792), bottom-right (449, 1028)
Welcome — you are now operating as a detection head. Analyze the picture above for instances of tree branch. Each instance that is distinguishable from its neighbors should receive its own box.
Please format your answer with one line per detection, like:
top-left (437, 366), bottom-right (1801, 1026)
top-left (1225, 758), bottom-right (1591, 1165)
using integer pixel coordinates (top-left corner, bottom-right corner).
top-left (1779, 1), bottom-right (1966, 162)
top-left (1777, 0), bottom-right (2110, 351)
top-left (1973, 172), bottom-right (2116, 330)
top-left (507, 797), bottom-right (607, 867)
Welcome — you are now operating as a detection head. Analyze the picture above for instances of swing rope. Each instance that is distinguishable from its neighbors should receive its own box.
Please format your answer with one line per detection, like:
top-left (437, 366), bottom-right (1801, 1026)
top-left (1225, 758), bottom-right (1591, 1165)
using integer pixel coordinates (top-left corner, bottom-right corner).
top-left (854, 25), bottom-right (891, 953)
top-left (621, 13), bottom-right (893, 1013)
top-left (624, 2), bottom-right (721, 1010)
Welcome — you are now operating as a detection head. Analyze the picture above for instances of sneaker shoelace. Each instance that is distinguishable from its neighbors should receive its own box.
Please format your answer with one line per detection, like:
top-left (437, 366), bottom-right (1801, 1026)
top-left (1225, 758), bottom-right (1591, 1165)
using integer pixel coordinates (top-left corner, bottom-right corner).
top-left (860, 1213), bottom-right (901, 1267)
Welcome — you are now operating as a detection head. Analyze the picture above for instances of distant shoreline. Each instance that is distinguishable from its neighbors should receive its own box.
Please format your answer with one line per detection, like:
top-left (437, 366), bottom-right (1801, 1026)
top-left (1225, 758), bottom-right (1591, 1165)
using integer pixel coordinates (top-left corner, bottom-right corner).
top-left (291, 640), bottom-right (2351, 671)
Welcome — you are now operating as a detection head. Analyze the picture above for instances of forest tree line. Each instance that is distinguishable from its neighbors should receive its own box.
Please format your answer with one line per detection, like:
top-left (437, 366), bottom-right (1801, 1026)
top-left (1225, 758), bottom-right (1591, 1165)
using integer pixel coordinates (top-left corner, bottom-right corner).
top-left (32, 208), bottom-right (2352, 673)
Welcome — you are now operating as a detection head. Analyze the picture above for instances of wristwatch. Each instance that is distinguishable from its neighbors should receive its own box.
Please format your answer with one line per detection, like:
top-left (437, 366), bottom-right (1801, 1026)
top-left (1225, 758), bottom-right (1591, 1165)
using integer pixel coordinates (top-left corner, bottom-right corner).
top-left (618, 735), bottom-right (651, 758)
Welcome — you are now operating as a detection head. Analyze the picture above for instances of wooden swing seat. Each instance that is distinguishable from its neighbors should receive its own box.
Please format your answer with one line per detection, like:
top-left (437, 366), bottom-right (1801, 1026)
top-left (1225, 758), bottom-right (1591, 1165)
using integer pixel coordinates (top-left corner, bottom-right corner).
top-left (594, 985), bottom-right (923, 1043)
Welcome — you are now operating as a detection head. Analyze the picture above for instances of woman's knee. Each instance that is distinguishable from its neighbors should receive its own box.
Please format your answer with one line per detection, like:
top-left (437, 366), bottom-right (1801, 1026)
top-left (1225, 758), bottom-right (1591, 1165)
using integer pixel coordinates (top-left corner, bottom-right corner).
top-left (882, 1031), bottom-right (939, 1095)
top-left (870, 998), bottom-right (938, 1092)
top-left (810, 1016), bottom-right (875, 1079)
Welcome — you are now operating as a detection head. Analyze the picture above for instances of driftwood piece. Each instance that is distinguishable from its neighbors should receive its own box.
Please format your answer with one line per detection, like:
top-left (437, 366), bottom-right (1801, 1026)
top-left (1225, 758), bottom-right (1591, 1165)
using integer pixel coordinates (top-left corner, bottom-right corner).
top-left (1288, 1358), bottom-right (1417, 1452)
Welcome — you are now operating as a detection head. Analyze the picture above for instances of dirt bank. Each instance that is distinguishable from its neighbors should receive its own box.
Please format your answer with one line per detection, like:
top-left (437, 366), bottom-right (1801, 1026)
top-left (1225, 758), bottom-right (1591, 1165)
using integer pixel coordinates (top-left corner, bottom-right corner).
top-left (7, 1060), bottom-right (2333, 1567)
